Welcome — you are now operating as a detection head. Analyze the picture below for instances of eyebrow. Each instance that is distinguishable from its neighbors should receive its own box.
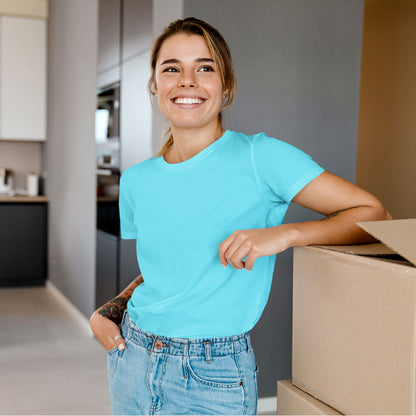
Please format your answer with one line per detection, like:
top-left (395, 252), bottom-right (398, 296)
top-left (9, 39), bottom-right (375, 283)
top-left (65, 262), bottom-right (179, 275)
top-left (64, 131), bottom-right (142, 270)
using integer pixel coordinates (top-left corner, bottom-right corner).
top-left (160, 57), bottom-right (215, 65)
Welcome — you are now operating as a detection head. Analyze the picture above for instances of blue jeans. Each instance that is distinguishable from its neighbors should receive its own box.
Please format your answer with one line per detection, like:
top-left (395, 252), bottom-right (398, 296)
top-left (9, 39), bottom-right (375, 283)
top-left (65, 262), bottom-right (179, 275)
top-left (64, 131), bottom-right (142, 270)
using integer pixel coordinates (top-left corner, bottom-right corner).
top-left (107, 310), bottom-right (258, 415)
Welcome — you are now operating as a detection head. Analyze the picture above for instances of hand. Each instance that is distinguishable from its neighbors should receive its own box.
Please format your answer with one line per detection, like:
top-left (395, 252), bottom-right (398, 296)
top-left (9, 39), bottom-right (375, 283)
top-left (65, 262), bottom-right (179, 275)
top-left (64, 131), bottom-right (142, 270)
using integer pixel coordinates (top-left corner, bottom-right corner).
top-left (218, 226), bottom-right (294, 271)
top-left (89, 310), bottom-right (126, 352)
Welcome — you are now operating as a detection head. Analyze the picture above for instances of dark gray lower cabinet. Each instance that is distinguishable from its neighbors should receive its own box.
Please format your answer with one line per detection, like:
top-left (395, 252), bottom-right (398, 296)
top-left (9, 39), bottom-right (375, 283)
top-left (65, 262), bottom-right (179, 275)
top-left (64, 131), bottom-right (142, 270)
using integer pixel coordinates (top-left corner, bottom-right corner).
top-left (0, 203), bottom-right (47, 286)
top-left (95, 229), bottom-right (139, 308)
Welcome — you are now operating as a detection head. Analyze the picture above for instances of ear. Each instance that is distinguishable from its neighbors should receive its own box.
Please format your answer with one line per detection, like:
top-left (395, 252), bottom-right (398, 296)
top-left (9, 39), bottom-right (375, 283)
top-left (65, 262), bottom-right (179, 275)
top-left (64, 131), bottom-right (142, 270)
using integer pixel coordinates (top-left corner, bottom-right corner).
top-left (152, 80), bottom-right (158, 96)
top-left (223, 87), bottom-right (229, 99)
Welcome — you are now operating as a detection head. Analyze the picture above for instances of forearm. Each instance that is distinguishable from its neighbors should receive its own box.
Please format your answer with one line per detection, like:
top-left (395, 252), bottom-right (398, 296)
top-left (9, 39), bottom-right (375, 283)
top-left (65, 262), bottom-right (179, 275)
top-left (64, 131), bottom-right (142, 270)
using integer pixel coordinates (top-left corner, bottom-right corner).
top-left (283, 204), bottom-right (392, 248)
top-left (97, 274), bottom-right (143, 324)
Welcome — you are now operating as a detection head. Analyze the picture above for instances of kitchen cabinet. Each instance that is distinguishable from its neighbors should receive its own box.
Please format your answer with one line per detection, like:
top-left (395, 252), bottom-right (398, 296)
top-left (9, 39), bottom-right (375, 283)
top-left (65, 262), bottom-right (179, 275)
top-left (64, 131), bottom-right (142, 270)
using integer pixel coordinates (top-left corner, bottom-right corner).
top-left (97, 0), bottom-right (121, 88)
top-left (120, 52), bottom-right (152, 171)
top-left (96, 230), bottom-right (118, 307)
top-left (122, 0), bottom-right (152, 61)
top-left (96, 200), bottom-right (139, 308)
top-left (0, 201), bottom-right (47, 286)
top-left (0, 16), bottom-right (47, 141)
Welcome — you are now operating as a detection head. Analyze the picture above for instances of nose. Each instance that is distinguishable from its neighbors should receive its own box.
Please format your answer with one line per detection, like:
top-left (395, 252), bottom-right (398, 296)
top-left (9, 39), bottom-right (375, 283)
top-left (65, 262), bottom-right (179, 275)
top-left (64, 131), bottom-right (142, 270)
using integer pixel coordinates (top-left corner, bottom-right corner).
top-left (178, 71), bottom-right (197, 88)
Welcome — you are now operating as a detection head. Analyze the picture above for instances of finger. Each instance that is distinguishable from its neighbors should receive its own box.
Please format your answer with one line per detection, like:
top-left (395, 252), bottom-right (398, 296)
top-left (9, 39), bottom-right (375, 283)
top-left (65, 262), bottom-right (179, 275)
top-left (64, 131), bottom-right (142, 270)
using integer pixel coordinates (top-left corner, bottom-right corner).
top-left (224, 232), bottom-right (250, 269)
top-left (218, 233), bottom-right (238, 267)
top-left (112, 333), bottom-right (126, 351)
top-left (229, 243), bottom-right (251, 269)
top-left (244, 250), bottom-right (259, 271)
top-left (224, 241), bottom-right (242, 269)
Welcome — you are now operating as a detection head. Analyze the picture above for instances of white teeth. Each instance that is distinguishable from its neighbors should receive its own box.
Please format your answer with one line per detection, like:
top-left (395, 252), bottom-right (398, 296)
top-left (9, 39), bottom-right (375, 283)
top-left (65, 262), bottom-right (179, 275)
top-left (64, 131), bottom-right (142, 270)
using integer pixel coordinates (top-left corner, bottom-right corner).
top-left (174, 97), bottom-right (204, 104)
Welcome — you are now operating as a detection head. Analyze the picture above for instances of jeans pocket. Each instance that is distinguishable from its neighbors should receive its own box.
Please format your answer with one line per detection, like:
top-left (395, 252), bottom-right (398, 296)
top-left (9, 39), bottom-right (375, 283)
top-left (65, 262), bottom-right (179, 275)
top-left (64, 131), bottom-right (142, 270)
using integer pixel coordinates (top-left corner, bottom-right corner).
top-left (187, 355), bottom-right (243, 388)
top-left (107, 346), bottom-right (119, 355)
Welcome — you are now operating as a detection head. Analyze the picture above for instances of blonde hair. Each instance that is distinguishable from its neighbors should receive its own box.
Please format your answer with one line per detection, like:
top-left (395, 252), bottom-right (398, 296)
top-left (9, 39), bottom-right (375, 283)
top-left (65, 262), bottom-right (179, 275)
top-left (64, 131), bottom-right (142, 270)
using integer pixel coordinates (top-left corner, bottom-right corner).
top-left (149, 17), bottom-right (237, 158)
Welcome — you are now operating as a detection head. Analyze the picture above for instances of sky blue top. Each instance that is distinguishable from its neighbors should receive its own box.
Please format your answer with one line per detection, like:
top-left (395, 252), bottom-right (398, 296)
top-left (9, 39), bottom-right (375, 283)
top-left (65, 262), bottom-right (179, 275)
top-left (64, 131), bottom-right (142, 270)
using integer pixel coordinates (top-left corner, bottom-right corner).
top-left (119, 130), bottom-right (324, 338)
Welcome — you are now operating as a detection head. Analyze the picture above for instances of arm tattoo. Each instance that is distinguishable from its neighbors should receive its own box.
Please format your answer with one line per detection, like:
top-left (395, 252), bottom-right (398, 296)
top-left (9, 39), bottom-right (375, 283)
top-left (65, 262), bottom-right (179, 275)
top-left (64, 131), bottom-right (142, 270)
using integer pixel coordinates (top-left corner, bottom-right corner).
top-left (98, 275), bottom-right (143, 324)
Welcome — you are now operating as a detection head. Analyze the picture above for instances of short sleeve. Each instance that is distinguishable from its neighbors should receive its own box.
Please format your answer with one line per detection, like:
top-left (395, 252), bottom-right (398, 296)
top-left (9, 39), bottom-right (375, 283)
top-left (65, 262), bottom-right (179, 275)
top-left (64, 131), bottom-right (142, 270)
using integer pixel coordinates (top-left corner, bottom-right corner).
top-left (119, 171), bottom-right (137, 239)
top-left (252, 133), bottom-right (325, 202)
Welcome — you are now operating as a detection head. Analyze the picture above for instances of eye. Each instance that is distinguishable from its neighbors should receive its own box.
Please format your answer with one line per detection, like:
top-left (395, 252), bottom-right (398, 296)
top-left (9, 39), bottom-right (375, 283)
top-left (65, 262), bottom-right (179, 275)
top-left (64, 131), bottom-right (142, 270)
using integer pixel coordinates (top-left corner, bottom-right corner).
top-left (162, 67), bottom-right (179, 73)
top-left (198, 65), bottom-right (214, 72)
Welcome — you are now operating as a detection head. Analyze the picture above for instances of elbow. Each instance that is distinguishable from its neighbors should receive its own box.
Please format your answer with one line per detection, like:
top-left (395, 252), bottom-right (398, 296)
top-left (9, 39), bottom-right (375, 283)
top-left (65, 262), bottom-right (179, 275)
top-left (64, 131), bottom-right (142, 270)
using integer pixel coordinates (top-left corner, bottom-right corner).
top-left (369, 197), bottom-right (393, 221)
top-left (385, 210), bottom-right (394, 221)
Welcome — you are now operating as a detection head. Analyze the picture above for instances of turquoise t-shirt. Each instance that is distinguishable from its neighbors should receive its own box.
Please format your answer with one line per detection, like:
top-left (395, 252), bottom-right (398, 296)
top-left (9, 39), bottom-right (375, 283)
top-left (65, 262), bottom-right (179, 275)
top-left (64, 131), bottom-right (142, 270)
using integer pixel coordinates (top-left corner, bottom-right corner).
top-left (119, 130), bottom-right (324, 338)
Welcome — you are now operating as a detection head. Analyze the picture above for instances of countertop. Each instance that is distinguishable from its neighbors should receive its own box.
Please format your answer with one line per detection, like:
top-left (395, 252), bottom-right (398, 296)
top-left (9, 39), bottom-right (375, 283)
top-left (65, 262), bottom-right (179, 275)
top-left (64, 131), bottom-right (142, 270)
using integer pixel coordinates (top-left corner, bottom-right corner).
top-left (0, 196), bottom-right (49, 203)
top-left (97, 196), bottom-right (118, 202)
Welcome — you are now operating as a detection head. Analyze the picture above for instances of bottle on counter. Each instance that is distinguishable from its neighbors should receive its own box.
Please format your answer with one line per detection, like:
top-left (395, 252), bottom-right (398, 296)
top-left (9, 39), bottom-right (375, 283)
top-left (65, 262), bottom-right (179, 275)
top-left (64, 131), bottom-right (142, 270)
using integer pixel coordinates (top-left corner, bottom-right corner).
top-left (27, 173), bottom-right (38, 196)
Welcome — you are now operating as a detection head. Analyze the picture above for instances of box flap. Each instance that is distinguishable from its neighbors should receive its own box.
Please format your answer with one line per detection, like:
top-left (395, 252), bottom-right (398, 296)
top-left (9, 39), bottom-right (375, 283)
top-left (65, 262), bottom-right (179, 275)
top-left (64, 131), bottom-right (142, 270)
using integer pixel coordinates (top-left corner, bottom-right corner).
top-left (314, 242), bottom-right (396, 257)
top-left (357, 219), bottom-right (416, 267)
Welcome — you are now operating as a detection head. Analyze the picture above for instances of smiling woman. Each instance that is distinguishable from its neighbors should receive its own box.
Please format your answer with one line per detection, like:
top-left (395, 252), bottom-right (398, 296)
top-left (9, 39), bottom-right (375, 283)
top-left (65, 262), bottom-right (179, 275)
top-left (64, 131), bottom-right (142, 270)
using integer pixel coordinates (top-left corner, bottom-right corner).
top-left (89, 17), bottom-right (391, 416)
top-left (153, 33), bottom-right (226, 153)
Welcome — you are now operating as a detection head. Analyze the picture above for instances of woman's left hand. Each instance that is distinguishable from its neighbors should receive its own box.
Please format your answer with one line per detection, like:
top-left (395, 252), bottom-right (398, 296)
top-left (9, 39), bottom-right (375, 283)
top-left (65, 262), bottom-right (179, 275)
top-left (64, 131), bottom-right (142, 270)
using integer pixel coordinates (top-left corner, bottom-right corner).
top-left (218, 226), bottom-right (293, 271)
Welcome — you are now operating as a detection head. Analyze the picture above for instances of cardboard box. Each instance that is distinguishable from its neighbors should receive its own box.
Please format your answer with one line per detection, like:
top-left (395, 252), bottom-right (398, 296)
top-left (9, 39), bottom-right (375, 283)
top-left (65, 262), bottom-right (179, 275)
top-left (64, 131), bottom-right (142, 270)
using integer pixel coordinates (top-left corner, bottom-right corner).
top-left (292, 219), bottom-right (416, 415)
top-left (277, 380), bottom-right (343, 415)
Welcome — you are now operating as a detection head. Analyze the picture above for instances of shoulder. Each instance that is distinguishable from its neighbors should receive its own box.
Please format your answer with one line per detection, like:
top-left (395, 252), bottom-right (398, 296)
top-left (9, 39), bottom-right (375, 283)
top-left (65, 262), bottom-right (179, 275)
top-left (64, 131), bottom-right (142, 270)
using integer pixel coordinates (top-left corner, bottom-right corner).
top-left (228, 130), bottom-right (298, 154)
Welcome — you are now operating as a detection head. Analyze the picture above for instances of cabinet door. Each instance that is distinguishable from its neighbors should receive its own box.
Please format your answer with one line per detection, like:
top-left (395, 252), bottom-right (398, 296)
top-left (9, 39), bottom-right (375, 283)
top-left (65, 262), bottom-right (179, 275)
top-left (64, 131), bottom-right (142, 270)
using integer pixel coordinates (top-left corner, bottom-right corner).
top-left (0, 17), bottom-right (46, 140)
top-left (96, 230), bottom-right (118, 308)
top-left (98, 0), bottom-right (121, 76)
top-left (122, 0), bottom-right (152, 62)
top-left (119, 238), bottom-right (140, 290)
top-left (120, 52), bottom-right (152, 171)
top-left (0, 203), bottom-right (47, 286)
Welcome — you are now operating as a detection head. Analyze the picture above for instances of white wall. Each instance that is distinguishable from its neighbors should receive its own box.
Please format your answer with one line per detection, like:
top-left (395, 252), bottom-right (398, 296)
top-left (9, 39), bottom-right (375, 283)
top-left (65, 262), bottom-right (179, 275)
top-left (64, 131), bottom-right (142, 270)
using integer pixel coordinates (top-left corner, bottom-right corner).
top-left (43, 0), bottom-right (98, 317)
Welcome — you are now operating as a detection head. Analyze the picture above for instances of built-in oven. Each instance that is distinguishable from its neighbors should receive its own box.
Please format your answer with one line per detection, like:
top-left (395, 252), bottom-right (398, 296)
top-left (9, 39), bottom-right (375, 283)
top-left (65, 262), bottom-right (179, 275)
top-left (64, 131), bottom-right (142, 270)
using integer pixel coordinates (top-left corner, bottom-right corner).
top-left (96, 82), bottom-right (120, 170)
top-left (96, 82), bottom-right (121, 236)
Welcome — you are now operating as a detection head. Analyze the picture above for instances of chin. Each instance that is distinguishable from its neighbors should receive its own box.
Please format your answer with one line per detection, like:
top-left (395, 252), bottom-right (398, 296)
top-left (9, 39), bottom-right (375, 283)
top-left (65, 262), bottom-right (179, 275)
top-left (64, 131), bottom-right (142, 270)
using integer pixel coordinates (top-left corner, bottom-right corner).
top-left (170, 118), bottom-right (217, 130)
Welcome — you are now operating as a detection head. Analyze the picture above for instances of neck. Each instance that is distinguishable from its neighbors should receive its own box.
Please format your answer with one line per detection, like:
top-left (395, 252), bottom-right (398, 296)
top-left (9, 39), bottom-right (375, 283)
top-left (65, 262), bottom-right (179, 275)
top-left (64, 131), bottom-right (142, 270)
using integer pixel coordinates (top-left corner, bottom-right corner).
top-left (166, 121), bottom-right (224, 163)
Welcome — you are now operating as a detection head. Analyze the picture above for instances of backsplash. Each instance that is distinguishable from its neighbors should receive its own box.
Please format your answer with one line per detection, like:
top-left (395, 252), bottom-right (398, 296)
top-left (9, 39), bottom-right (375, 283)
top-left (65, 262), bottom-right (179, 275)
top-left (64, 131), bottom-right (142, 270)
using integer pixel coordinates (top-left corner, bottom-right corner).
top-left (0, 141), bottom-right (42, 191)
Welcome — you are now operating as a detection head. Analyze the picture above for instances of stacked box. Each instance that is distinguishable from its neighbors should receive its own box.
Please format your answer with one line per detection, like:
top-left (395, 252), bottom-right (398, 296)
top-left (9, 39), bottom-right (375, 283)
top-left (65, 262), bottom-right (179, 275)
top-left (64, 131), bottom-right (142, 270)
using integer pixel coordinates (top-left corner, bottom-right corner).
top-left (291, 219), bottom-right (416, 415)
top-left (277, 380), bottom-right (342, 415)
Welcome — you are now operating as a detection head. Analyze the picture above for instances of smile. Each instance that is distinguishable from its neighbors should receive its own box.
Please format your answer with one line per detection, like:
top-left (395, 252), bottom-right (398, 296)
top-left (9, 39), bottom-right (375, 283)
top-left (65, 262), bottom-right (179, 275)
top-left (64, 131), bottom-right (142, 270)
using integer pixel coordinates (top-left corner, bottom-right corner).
top-left (172, 97), bottom-right (206, 105)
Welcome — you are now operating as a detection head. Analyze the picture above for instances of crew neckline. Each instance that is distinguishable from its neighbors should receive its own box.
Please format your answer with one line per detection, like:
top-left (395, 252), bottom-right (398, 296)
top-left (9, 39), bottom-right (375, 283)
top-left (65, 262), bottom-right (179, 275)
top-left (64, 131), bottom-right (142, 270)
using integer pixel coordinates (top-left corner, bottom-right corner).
top-left (158, 130), bottom-right (232, 170)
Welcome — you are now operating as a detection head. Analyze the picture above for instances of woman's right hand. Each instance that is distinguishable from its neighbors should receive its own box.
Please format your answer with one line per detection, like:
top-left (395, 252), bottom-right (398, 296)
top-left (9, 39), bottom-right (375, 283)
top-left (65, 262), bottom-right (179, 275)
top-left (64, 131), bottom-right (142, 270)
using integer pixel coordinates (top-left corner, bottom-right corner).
top-left (89, 310), bottom-right (126, 352)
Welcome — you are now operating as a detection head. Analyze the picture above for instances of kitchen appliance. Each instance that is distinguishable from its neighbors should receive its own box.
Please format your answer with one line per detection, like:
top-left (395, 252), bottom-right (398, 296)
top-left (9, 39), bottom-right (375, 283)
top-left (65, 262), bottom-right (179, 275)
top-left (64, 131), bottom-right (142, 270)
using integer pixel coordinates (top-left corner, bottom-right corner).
top-left (96, 82), bottom-right (121, 174)
top-left (0, 168), bottom-right (14, 195)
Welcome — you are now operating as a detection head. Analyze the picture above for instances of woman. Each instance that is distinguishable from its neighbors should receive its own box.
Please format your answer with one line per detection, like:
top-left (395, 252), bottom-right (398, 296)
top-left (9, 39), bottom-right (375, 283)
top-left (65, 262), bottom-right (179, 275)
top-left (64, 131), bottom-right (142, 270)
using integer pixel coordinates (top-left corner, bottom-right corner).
top-left (90, 17), bottom-right (391, 415)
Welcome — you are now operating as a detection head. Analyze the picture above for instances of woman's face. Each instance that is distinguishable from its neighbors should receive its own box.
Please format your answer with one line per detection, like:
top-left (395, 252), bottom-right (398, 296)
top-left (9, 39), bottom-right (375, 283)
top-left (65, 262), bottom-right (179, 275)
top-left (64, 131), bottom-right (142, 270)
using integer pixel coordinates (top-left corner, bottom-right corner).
top-left (154, 33), bottom-right (227, 132)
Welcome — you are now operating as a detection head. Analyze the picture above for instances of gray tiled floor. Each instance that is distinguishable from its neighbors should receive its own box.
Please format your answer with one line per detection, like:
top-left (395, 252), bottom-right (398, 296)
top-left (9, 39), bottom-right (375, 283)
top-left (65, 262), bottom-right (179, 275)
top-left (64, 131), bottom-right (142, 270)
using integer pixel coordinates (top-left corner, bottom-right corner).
top-left (0, 286), bottom-right (111, 415)
top-left (0, 285), bottom-right (275, 415)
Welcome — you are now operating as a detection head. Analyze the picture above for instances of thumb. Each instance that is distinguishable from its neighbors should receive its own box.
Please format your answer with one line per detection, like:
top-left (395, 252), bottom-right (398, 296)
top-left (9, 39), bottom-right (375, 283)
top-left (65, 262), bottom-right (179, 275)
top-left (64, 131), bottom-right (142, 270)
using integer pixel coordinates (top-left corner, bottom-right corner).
top-left (113, 333), bottom-right (126, 351)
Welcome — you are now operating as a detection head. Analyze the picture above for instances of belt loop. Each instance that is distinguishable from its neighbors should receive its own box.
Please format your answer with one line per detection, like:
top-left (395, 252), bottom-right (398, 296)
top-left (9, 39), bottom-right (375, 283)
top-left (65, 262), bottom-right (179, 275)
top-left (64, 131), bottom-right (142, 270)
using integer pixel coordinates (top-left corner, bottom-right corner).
top-left (204, 341), bottom-right (212, 363)
top-left (245, 333), bottom-right (251, 353)
top-left (182, 340), bottom-right (189, 379)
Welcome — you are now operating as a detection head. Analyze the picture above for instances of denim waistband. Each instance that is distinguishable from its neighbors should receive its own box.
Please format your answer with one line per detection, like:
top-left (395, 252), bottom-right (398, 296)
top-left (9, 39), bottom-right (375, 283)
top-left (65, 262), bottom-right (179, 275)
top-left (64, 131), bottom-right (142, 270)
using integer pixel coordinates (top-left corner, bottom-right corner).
top-left (121, 309), bottom-right (252, 357)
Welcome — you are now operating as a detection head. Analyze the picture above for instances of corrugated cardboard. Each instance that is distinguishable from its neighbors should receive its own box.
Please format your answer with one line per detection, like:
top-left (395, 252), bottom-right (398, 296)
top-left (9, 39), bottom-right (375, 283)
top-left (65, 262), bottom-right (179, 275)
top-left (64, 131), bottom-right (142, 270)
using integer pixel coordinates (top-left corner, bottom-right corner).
top-left (277, 380), bottom-right (343, 415)
top-left (292, 219), bottom-right (416, 415)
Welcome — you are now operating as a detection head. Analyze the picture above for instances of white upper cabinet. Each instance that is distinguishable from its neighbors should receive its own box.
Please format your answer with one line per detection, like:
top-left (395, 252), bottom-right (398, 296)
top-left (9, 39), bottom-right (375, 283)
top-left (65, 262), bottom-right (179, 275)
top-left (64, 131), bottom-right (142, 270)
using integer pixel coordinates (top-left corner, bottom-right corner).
top-left (0, 16), bottom-right (47, 141)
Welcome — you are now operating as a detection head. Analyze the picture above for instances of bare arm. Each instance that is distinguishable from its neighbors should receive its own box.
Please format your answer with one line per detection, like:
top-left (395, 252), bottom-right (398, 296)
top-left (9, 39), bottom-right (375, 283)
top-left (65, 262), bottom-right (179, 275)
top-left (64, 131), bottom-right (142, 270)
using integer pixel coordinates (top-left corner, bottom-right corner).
top-left (90, 274), bottom-right (143, 351)
top-left (286, 171), bottom-right (392, 246)
top-left (219, 172), bottom-right (392, 271)
top-left (96, 274), bottom-right (144, 324)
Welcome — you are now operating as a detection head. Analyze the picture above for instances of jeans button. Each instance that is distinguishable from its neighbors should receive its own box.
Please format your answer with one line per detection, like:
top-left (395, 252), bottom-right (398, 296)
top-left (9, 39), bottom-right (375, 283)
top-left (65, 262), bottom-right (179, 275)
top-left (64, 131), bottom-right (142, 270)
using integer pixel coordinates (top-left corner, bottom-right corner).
top-left (154, 340), bottom-right (164, 349)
